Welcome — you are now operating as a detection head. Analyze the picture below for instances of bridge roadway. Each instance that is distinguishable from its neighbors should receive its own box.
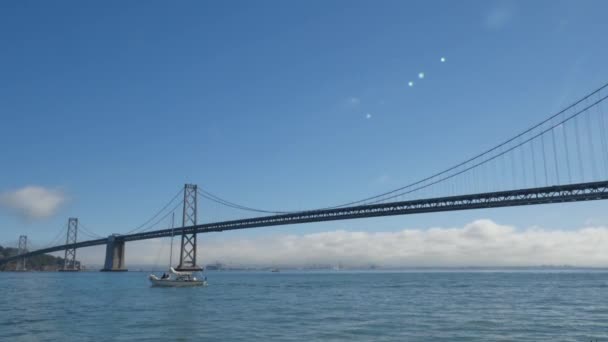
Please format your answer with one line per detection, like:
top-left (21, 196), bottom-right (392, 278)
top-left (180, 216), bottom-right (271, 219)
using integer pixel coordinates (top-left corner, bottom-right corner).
top-left (2, 180), bottom-right (608, 265)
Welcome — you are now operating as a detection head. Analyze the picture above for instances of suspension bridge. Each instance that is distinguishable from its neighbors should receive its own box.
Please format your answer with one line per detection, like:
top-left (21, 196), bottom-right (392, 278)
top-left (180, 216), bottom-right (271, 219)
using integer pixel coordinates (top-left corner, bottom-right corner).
top-left (2, 82), bottom-right (608, 271)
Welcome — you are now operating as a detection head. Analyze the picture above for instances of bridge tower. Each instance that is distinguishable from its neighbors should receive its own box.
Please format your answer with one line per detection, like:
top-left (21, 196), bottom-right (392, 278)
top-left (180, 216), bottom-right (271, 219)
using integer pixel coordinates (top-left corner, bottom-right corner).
top-left (17, 235), bottom-right (27, 271)
top-left (60, 218), bottom-right (79, 272)
top-left (176, 184), bottom-right (202, 271)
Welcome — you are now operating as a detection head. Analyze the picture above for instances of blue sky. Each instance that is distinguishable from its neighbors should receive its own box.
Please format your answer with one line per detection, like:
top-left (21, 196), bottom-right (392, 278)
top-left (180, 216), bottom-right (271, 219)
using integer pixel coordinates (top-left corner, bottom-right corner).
top-left (1, 0), bottom-right (608, 251)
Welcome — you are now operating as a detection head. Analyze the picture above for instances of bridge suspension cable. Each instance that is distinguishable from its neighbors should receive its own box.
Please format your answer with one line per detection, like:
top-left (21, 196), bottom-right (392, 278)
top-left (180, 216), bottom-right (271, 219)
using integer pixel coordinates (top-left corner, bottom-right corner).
top-left (179, 81), bottom-right (608, 216)
top-left (318, 81), bottom-right (608, 208)
top-left (12, 82), bottom-right (607, 252)
top-left (44, 228), bottom-right (67, 248)
top-left (78, 222), bottom-right (103, 239)
top-left (125, 197), bottom-right (184, 235)
top-left (29, 224), bottom-right (67, 251)
top-left (124, 187), bottom-right (184, 234)
top-left (599, 96), bottom-right (608, 177)
top-left (141, 200), bottom-right (183, 233)
top-left (193, 81), bottom-right (608, 213)
top-left (197, 188), bottom-right (290, 214)
top-left (361, 91), bottom-right (608, 204)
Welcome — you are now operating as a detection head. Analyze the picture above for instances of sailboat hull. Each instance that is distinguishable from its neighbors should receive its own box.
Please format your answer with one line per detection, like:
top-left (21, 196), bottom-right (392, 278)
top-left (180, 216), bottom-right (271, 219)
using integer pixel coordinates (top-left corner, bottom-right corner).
top-left (149, 275), bottom-right (207, 287)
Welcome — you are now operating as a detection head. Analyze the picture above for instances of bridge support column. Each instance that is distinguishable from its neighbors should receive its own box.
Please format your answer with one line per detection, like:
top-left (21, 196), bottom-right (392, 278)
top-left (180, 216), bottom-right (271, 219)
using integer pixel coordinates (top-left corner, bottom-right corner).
top-left (59, 217), bottom-right (80, 272)
top-left (101, 235), bottom-right (127, 272)
top-left (176, 184), bottom-right (202, 271)
top-left (17, 235), bottom-right (27, 271)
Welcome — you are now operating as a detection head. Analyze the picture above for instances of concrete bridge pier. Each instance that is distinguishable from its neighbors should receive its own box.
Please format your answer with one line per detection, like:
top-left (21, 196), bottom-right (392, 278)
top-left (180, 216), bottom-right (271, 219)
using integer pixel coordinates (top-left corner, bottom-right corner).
top-left (101, 235), bottom-right (127, 272)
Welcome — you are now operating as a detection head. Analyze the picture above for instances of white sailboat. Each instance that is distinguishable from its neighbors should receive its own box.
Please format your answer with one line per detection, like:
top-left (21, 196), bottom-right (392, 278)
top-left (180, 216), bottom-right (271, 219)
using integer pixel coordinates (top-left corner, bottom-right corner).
top-left (149, 267), bottom-right (207, 287)
top-left (149, 213), bottom-right (208, 287)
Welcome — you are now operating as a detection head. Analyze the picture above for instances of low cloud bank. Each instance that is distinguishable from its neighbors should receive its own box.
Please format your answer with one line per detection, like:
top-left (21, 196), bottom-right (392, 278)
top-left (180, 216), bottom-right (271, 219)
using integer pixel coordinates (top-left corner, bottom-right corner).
top-left (100, 219), bottom-right (608, 268)
top-left (0, 186), bottom-right (66, 220)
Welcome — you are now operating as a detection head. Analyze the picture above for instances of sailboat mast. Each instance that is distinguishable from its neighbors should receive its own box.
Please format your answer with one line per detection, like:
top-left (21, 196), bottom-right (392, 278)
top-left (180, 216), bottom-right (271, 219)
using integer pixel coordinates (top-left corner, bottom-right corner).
top-left (169, 212), bottom-right (175, 268)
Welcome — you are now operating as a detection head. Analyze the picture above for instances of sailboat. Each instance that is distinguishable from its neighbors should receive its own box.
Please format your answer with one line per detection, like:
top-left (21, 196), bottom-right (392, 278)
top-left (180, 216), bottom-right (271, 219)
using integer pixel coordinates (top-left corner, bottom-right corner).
top-left (149, 267), bottom-right (207, 287)
top-left (149, 213), bottom-right (208, 287)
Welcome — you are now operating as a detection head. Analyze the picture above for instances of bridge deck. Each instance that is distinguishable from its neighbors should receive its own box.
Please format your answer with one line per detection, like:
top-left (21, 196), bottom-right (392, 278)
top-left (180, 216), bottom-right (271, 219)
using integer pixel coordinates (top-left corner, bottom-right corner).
top-left (2, 180), bottom-right (608, 265)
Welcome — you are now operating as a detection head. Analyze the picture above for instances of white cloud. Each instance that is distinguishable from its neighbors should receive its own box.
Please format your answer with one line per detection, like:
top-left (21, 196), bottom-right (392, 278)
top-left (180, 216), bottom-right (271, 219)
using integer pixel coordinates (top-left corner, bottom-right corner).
top-left (87, 220), bottom-right (608, 268)
top-left (0, 186), bottom-right (66, 220)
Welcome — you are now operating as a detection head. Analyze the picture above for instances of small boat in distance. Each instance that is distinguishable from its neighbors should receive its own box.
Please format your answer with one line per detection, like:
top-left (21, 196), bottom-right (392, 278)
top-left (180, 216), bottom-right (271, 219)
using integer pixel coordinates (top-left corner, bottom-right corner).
top-left (149, 267), bottom-right (208, 287)
top-left (271, 268), bottom-right (280, 272)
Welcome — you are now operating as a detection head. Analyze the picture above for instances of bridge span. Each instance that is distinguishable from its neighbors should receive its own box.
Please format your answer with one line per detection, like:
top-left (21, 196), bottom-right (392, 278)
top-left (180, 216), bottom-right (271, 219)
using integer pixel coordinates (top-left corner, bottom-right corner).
top-left (2, 180), bottom-right (607, 270)
top-left (3, 81), bottom-right (608, 271)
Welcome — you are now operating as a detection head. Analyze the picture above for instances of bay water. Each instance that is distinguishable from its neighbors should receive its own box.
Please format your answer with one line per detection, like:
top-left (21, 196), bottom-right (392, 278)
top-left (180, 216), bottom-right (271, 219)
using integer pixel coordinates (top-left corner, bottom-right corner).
top-left (1, 270), bottom-right (607, 341)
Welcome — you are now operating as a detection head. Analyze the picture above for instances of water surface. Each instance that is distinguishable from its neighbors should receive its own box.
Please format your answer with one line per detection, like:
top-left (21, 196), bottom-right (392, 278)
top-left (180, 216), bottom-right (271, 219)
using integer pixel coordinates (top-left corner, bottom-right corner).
top-left (1, 270), bottom-right (607, 341)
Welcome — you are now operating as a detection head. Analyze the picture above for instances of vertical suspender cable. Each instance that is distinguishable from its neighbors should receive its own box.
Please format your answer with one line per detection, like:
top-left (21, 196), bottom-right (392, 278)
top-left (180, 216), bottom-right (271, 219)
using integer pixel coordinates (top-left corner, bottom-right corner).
top-left (562, 119), bottom-right (572, 183)
top-left (500, 148), bottom-right (507, 190)
top-left (494, 153), bottom-right (500, 191)
top-left (541, 134), bottom-right (549, 186)
top-left (485, 162), bottom-right (491, 192)
top-left (551, 126), bottom-right (560, 184)
top-left (510, 150), bottom-right (517, 189)
top-left (598, 91), bottom-right (608, 178)
top-left (530, 140), bottom-right (538, 187)
top-left (585, 105), bottom-right (598, 180)
top-left (465, 166), bottom-right (470, 195)
top-left (519, 138), bottom-right (527, 187)
top-left (574, 115), bottom-right (585, 181)
top-left (169, 212), bottom-right (175, 269)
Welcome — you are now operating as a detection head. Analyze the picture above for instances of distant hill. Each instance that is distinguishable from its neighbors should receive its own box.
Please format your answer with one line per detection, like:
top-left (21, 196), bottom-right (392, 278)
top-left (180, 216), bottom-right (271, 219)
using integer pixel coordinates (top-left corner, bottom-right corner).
top-left (0, 245), bottom-right (78, 271)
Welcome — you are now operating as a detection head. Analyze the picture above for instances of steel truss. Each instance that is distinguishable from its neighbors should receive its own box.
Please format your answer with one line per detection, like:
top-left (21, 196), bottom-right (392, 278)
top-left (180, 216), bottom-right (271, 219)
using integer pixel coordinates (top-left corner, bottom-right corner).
top-left (3, 180), bottom-right (608, 266)
top-left (17, 235), bottom-right (27, 271)
top-left (133, 180), bottom-right (608, 238)
top-left (176, 184), bottom-right (201, 271)
top-left (62, 218), bottom-right (79, 270)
